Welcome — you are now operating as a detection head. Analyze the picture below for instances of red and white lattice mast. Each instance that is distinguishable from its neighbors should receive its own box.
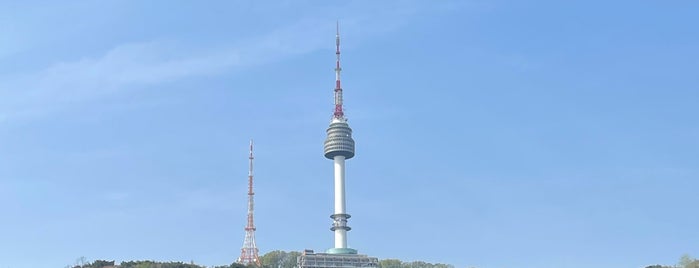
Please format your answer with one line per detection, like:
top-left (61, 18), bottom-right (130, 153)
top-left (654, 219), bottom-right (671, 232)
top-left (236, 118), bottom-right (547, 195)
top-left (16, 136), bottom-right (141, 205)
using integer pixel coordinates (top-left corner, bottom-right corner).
top-left (237, 140), bottom-right (261, 266)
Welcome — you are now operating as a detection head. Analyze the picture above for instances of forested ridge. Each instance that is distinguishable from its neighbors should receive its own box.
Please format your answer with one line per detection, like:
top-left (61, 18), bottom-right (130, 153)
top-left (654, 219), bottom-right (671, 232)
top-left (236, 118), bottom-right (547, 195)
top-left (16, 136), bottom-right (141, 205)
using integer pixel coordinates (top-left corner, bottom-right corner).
top-left (66, 252), bottom-right (699, 268)
top-left (645, 254), bottom-right (699, 268)
top-left (65, 250), bottom-right (455, 268)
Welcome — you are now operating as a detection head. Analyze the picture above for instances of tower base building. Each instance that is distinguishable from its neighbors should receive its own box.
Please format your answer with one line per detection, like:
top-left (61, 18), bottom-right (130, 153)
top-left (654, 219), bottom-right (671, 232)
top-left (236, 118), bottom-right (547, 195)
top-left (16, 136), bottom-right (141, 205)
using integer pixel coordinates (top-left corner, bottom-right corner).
top-left (297, 250), bottom-right (378, 268)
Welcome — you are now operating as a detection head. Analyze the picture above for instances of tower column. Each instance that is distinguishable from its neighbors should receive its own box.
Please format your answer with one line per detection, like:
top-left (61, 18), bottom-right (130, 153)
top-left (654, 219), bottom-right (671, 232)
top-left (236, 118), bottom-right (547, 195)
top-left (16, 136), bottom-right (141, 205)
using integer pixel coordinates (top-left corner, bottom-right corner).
top-left (334, 155), bottom-right (347, 248)
top-left (334, 155), bottom-right (346, 215)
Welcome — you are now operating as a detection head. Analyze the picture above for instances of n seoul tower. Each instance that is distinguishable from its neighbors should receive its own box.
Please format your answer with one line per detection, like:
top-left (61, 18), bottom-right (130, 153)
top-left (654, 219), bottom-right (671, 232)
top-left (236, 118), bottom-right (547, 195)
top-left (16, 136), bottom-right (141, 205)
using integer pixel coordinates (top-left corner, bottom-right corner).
top-left (323, 22), bottom-right (357, 255)
top-left (297, 23), bottom-right (378, 268)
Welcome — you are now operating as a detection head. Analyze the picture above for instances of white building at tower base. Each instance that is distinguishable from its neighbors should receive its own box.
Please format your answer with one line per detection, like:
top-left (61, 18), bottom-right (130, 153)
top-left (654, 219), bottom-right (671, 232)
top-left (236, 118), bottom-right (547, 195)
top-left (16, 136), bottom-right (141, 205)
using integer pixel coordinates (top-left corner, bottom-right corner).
top-left (297, 249), bottom-right (378, 268)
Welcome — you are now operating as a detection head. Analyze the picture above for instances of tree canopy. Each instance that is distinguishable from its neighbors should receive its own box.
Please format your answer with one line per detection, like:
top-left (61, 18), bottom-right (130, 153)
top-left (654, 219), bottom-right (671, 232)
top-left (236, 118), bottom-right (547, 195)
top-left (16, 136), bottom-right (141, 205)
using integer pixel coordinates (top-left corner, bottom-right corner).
top-left (645, 254), bottom-right (699, 268)
top-left (67, 251), bottom-right (455, 268)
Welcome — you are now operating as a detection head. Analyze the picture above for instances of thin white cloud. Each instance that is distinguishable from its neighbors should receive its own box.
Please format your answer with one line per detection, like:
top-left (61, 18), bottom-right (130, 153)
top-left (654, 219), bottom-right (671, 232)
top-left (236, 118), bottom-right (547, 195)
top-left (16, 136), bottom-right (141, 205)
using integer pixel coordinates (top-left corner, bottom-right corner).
top-left (0, 1), bottom-right (462, 122)
top-left (0, 41), bottom-right (243, 120)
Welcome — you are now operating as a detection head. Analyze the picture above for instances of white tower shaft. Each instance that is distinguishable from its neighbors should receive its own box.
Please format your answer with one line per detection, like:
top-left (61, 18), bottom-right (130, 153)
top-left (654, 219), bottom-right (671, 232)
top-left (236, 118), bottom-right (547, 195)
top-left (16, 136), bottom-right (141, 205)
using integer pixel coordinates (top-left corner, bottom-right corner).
top-left (334, 155), bottom-right (347, 248)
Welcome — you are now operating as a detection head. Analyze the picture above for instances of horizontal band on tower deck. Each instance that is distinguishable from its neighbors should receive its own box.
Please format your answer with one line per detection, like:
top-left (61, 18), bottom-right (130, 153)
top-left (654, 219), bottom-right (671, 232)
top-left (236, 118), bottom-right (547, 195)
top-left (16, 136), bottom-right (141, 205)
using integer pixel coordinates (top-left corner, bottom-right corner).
top-left (330, 225), bottom-right (351, 231)
top-left (330, 213), bottom-right (351, 231)
top-left (330, 213), bottom-right (351, 219)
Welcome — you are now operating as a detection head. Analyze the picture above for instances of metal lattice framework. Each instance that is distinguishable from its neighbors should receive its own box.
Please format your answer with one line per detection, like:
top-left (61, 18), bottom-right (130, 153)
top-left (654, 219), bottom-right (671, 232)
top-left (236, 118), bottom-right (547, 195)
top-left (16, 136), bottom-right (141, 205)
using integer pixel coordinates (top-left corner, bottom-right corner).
top-left (237, 140), bottom-right (261, 266)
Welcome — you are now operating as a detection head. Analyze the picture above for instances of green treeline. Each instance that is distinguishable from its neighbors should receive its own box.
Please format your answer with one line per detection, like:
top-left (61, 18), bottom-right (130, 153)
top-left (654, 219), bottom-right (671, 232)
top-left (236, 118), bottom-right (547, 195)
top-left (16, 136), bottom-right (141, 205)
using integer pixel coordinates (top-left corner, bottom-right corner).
top-left (645, 254), bottom-right (699, 268)
top-left (67, 250), bottom-right (454, 268)
top-left (69, 252), bottom-right (698, 268)
top-left (376, 259), bottom-right (454, 268)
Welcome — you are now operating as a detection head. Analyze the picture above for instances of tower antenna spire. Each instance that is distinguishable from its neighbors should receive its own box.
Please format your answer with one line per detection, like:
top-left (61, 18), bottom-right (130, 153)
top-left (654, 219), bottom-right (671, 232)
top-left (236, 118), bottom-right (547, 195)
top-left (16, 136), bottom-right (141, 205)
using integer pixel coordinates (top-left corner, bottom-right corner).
top-left (237, 139), bottom-right (261, 266)
top-left (333, 20), bottom-right (344, 119)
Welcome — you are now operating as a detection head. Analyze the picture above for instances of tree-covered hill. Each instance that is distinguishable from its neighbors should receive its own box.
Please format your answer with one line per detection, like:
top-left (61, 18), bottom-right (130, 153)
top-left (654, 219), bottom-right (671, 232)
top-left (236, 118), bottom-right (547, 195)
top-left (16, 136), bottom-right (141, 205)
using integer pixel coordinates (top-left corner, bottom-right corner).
top-left (644, 254), bottom-right (699, 268)
top-left (66, 250), bottom-right (456, 268)
top-left (68, 252), bottom-right (698, 268)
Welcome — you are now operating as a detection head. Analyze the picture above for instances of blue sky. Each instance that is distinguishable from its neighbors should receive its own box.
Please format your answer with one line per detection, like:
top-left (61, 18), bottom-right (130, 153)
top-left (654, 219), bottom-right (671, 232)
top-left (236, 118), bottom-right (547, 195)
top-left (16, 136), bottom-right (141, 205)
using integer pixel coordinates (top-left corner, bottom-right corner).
top-left (1, 1), bottom-right (698, 268)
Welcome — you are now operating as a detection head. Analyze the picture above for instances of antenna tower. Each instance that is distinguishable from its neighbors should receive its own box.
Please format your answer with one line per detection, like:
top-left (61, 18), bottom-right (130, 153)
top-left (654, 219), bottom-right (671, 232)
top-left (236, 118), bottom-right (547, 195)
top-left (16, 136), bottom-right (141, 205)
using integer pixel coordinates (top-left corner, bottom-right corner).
top-left (323, 22), bottom-right (357, 254)
top-left (297, 21), bottom-right (379, 268)
top-left (237, 140), bottom-right (261, 266)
